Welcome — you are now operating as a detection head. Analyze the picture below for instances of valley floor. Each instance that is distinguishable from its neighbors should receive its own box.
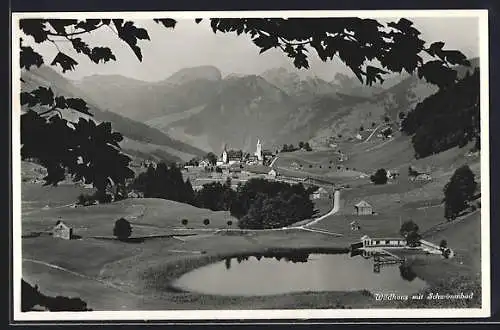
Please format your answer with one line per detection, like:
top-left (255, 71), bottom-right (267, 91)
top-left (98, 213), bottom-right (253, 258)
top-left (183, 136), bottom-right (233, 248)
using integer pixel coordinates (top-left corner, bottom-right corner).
top-left (19, 138), bottom-right (483, 311)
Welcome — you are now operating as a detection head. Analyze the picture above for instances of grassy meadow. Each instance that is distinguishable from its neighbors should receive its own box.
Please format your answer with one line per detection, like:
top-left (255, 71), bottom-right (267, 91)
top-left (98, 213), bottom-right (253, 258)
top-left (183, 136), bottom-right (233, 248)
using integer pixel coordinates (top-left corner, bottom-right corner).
top-left (20, 130), bottom-right (483, 310)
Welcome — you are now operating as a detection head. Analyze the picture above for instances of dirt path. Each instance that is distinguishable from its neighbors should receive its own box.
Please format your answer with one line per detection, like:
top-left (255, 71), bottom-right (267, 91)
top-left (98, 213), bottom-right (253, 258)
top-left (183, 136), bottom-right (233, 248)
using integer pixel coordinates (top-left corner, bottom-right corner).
top-left (301, 190), bottom-right (341, 228)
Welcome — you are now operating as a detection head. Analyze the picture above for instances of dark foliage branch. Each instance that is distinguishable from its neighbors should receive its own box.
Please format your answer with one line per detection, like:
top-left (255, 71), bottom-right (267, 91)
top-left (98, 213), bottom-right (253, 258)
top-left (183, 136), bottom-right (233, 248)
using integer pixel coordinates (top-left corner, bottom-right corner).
top-left (18, 17), bottom-right (472, 186)
top-left (21, 110), bottom-right (134, 187)
top-left (401, 69), bottom-right (480, 158)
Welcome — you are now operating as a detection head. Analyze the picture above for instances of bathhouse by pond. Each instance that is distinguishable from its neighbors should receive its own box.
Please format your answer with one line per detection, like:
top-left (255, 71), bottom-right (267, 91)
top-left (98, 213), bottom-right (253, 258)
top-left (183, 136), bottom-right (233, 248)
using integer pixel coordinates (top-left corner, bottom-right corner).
top-left (172, 252), bottom-right (427, 297)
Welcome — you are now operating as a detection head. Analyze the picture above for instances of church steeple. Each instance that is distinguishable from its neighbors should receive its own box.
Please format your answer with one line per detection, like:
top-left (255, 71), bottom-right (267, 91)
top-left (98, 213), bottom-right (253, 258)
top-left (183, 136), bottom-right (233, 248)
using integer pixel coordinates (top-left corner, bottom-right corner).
top-left (255, 139), bottom-right (263, 161)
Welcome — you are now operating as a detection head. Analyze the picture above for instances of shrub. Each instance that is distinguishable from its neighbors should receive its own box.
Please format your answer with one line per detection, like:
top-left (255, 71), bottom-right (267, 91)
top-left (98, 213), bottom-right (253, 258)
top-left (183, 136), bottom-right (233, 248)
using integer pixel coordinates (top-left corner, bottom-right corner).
top-left (181, 219), bottom-right (188, 226)
top-left (400, 220), bottom-right (419, 237)
top-left (439, 239), bottom-right (448, 249)
top-left (113, 218), bottom-right (132, 241)
top-left (76, 193), bottom-right (96, 206)
top-left (399, 264), bottom-right (417, 281)
top-left (400, 220), bottom-right (421, 247)
top-left (370, 168), bottom-right (388, 185)
top-left (406, 231), bottom-right (422, 247)
top-left (203, 218), bottom-right (210, 226)
top-left (227, 220), bottom-right (233, 226)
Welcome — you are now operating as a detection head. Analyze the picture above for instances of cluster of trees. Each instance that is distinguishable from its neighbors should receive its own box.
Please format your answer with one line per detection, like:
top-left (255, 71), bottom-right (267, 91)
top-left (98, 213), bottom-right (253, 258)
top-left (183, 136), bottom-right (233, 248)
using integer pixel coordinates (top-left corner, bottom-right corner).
top-left (195, 178), bottom-right (236, 211)
top-left (230, 179), bottom-right (316, 229)
top-left (443, 165), bottom-right (478, 220)
top-left (130, 163), bottom-right (195, 204)
top-left (186, 152), bottom-right (218, 167)
top-left (281, 141), bottom-right (312, 153)
top-left (401, 69), bottom-right (480, 158)
top-left (370, 168), bottom-right (388, 185)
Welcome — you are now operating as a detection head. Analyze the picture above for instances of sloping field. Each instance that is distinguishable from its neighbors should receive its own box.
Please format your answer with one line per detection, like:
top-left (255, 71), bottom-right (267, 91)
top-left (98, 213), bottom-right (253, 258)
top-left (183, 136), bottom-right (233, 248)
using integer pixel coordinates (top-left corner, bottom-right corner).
top-left (22, 195), bottom-right (237, 237)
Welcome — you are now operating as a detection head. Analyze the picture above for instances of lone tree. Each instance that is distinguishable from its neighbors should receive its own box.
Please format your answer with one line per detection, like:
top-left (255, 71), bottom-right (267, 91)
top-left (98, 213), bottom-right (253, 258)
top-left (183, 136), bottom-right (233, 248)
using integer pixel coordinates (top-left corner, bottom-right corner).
top-left (203, 218), bottom-right (210, 226)
top-left (19, 18), bottom-right (470, 189)
top-left (440, 239), bottom-right (448, 249)
top-left (400, 220), bottom-right (421, 247)
top-left (370, 168), bottom-right (388, 185)
top-left (227, 220), bottom-right (233, 226)
top-left (181, 219), bottom-right (188, 226)
top-left (113, 218), bottom-right (132, 241)
top-left (443, 165), bottom-right (477, 220)
top-left (206, 152), bottom-right (218, 166)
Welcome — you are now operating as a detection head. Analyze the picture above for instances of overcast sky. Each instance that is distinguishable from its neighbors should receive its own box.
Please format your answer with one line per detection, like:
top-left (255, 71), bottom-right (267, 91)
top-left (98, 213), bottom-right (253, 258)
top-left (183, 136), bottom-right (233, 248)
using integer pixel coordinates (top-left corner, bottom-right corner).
top-left (21, 16), bottom-right (480, 82)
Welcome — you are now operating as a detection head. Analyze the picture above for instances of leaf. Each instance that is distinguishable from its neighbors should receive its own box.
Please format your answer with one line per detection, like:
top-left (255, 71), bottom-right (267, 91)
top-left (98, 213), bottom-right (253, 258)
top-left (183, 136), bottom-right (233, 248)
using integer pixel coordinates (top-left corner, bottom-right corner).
top-left (89, 47), bottom-right (116, 64)
top-left (50, 52), bottom-right (79, 72)
top-left (47, 19), bottom-right (78, 35)
top-left (153, 18), bottom-right (177, 29)
top-left (19, 19), bottom-right (48, 43)
top-left (366, 65), bottom-right (388, 86)
top-left (418, 60), bottom-right (457, 89)
top-left (426, 41), bottom-right (445, 57)
top-left (70, 37), bottom-right (91, 55)
top-left (32, 87), bottom-right (55, 106)
top-left (20, 46), bottom-right (44, 70)
top-left (293, 50), bottom-right (309, 69)
top-left (54, 96), bottom-right (67, 108)
top-left (75, 19), bottom-right (102, 31)
top-left (20, 92), bottom-right (38, 106)
top-left (441, 50), bottom-right (469, 66)
top-left (131, 45), bottom-right (142, 61)
top-left (65, 98), bottom-right (91, 115)
top-left (114, 21), bottom-right (149, 60)
top-left (253, 34), bottom-right (279, 53)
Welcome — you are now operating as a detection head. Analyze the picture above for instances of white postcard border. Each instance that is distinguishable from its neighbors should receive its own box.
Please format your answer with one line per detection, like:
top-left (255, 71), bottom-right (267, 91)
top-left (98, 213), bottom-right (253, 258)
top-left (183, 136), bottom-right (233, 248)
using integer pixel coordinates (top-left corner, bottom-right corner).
top-left (11, 9), bottom-right (491, 321)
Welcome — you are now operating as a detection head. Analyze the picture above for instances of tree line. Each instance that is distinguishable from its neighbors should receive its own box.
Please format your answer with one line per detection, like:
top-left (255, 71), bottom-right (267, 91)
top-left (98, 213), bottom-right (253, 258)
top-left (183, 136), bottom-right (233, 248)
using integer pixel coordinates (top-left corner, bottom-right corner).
top-left (127, 164), bottom-right (317, 229)
top-left (281, 141), bottom-right (312, 153)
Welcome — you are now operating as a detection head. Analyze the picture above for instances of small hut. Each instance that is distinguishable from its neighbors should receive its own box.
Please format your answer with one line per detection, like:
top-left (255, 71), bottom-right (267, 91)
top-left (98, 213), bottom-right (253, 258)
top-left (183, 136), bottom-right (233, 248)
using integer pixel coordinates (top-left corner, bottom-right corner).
top-left (354, 200), bottom-right (373, 216)
top-left (52, 220), bottom-right (73, 240)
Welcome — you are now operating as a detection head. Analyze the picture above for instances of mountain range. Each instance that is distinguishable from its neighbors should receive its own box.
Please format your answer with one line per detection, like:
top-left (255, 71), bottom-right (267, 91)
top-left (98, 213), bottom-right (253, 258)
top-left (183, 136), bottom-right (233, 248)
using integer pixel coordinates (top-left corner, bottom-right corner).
top-left (23, 58), bottom-right (479, 158)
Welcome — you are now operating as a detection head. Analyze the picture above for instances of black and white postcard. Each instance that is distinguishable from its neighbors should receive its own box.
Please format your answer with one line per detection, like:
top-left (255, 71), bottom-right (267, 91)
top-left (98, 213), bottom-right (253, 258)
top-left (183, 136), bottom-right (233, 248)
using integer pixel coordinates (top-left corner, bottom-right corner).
top-left (11, 9), bottom-right (491, 321)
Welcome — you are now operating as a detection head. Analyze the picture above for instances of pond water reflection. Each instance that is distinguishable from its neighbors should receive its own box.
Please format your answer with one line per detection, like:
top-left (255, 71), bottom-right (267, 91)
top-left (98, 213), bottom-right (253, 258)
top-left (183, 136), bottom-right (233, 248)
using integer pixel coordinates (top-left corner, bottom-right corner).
top-left (172, 252), bottom-right (427, 297)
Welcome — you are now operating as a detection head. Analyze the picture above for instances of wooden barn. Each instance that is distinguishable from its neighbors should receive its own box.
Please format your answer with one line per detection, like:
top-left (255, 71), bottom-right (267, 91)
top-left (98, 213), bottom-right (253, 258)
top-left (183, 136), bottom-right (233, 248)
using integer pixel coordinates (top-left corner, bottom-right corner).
top-left (354, 200), bottom-right (373, 215)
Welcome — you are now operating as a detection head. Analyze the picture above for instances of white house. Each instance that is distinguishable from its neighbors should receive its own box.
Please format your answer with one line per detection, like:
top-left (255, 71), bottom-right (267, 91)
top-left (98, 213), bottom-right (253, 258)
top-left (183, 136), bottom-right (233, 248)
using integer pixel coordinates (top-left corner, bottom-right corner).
top-left (311, 187), bottom-right (329, 200)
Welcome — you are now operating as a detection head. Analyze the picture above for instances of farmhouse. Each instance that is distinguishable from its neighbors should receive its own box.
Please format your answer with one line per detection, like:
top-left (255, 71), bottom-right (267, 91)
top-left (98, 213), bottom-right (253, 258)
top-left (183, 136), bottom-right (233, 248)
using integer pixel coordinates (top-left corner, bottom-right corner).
top-left (311, 187), bottom-right (329, 200)
top-left (52, 220), bottom-right (73, 240)
top-left (354, 200), bottom-right (373, 215)
top-left (198, 159), bottom-right (211, 168)
top-left (361, 235), bottom-right (407, 248)
top-left (267, 169), bottom-right (277, 178)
